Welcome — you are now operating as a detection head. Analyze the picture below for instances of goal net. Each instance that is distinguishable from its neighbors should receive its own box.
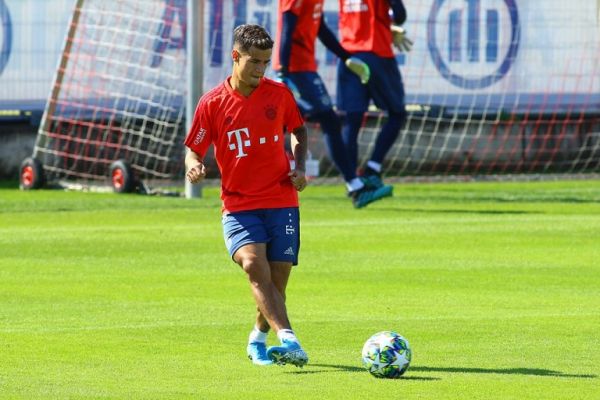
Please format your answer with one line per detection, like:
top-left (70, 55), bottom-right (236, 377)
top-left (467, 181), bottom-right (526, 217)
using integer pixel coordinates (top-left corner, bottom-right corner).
top-left (31, 0), bottom-right (186, 189)
top-left (27, 0), bottom-right (599, 191)
top-left (311, 0), bottom-right (600, 177)
top-left (199, 0), bottom-right (599, 179)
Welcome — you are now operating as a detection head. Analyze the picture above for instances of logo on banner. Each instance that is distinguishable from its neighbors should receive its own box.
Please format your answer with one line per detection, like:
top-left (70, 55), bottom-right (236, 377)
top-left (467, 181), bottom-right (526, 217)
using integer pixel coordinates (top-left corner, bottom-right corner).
top-left (0, 0), bottom-right (12, 75)
top-left (427, 0), bottom-right (520, 89)
top-left (151, 0), bottom-right (186, 68)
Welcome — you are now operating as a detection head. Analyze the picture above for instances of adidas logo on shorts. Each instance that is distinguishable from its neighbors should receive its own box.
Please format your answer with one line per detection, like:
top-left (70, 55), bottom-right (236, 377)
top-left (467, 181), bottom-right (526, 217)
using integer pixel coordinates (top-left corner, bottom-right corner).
top-left (284, 247), bottom-right (294, 256)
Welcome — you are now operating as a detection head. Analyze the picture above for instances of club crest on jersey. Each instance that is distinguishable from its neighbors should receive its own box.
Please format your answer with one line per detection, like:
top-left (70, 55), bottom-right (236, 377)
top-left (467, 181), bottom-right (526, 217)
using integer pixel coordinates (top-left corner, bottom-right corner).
top-left (193, 128), bottom-right (206, 145)
top-left (264, 105), bottom-right (277, 120)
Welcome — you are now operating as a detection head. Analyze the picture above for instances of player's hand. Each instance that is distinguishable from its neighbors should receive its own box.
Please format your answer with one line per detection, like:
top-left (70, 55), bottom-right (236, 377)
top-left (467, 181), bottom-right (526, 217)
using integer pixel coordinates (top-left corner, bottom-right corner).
top-left (391, 25), bottom-right (413, 52)
top-left (345, 57), bottom-right (371, 84)
top-left (289, 169), bottom-right (307, 192)
top-left (276, 71), bottom-right (301, 100)
top-left (186, 161), bottom-right (206, 184)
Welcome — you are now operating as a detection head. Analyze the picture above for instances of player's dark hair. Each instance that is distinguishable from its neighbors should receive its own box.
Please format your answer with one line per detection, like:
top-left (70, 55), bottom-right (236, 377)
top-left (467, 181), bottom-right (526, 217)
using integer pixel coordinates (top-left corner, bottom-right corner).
top-left (233, 24), bottom-right (274, 52)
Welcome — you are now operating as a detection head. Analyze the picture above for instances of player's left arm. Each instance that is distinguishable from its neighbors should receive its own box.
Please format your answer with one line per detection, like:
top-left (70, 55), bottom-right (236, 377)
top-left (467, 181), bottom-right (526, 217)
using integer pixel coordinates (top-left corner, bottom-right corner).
top-left (389, 0), bottom-right (407, 25)
top-left (389, 0), bottom-right (413, 52)
top-left (289, 125), bottom-right (308, 191)
top-left (317, 17), bottom-right (350, 61)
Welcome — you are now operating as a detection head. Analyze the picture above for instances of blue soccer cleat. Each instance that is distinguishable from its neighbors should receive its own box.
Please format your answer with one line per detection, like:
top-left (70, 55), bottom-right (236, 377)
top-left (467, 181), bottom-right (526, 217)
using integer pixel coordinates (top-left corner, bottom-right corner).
top-left (266, 339), bottom-right (308, 367)
top-left (360, 174), bottom-right (385, 189)
top-left (247, 342), bottom-right (273, 366)
top-left (359, 167), bottom-right (388, 189)
top-left (350, 185), bottom-right (393, 209)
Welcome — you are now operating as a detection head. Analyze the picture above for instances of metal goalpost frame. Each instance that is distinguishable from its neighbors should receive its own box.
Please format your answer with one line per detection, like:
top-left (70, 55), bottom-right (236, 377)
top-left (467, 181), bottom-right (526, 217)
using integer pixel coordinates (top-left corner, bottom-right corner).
top-left (185, 0), bottom-right (204, 199)
top-left (34, 0), bottom-right (85, 160)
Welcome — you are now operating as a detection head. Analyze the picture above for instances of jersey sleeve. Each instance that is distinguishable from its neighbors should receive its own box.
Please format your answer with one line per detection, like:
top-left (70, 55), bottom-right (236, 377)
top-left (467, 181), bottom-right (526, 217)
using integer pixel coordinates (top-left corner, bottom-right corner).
top-left (282, 88), bottom-right (304, 133)
top-left (183, 97), bottom-right (213, 157)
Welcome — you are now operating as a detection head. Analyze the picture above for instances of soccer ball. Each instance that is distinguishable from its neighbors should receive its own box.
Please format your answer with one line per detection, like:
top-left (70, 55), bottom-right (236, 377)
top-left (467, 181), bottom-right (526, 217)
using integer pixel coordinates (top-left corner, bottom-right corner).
top-left (362, 331), bottom-right (411, 378)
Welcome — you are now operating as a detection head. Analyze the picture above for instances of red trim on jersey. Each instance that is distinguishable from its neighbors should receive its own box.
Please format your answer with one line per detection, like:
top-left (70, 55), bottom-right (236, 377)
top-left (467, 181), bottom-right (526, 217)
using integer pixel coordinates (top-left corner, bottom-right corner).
top-left (273, 0), bottom-right (324, 72)
top-left (184, 78), bottom-right (304, 213)
top-left (339, 0), bottom-right (394, 57)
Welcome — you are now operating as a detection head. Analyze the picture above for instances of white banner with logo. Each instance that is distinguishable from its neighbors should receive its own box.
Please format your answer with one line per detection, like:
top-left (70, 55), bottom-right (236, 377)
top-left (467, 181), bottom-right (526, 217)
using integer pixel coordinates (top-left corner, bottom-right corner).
top-left (0, 0), bottom-right (74, 116)
top-left (203, 0), bottom-right (600, 113)
top-left (1, 0), bottom-right (599, 118)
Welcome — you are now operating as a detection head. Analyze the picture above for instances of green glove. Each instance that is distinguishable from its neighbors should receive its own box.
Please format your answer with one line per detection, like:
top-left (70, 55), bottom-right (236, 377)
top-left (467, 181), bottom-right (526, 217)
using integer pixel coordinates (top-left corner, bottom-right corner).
top-left (345, 57), bottom-right (371, 85)
top-left (391, 25), bottom-right (413, 52)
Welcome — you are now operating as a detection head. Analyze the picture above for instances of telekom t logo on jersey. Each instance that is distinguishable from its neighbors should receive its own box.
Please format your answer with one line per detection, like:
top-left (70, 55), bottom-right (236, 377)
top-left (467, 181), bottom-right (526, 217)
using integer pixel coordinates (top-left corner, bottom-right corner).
top-left (227, 128), bottom-right (251, 158)
top-left (226, 128), bottom-right (281, 158)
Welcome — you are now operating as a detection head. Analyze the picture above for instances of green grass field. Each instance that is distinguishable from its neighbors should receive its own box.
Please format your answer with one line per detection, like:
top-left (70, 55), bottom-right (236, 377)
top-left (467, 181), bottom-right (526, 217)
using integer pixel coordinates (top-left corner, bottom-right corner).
top-left (1, 180), bottom-right (599, 399)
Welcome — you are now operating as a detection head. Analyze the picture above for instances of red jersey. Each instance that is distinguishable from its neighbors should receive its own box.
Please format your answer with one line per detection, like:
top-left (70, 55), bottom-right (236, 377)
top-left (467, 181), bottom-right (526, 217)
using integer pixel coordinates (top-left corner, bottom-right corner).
top-left (339, 0), bottom-right (394, 58)
top-left (184, 78), bottom-right (304, 213)
top-left (273, 0), bottom-right (324, 72)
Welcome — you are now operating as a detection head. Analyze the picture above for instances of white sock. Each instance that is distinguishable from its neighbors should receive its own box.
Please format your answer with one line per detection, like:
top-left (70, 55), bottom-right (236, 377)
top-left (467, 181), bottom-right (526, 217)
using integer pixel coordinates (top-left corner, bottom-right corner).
top-left (277, 328), bottom-right (298, 343)
top-left (367, 161), bottom-right (382, 173)
top-left (248, 325), bottom-right (268, 344)
top-left (347, 178), bottom-right (364, 192)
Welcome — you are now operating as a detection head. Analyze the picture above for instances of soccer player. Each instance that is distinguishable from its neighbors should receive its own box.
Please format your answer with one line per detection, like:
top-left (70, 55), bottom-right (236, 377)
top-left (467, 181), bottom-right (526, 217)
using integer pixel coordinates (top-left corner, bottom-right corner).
top-left (274, 0), bottom-right (393, 208)
top-left (184, 24), bottom-right (308, 367)
top-left (337, 0), bottom-right (412, 188)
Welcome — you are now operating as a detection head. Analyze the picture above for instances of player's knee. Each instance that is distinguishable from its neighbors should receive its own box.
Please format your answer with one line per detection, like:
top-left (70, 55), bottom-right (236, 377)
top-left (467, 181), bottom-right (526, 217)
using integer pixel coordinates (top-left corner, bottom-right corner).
top-left (240, 256), bottom-right (269, 283)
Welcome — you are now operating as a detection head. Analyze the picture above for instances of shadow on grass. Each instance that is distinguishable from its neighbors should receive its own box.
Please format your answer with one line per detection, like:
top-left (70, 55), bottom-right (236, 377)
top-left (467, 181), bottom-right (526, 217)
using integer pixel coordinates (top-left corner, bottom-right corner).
top-left (0, 180), bottom-right (19, 189)
top-left (375, 208), bottom-right (540, 215)
top-left (411, 366), bottom-right (596, 379)
top-left (285, 363), bottom-right (439, 380)
top-left (286, 364), bottom-right (596, 379)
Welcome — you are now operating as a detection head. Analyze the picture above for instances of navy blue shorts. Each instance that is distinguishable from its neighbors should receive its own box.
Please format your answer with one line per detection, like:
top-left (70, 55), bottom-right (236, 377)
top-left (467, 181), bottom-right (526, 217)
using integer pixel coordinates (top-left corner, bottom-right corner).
top-left (222, 207), bottom-right (300, 265)
top-left (288, 71), bottom-right (334, 115)
top-left (336, 52), bottom-right (405, 114)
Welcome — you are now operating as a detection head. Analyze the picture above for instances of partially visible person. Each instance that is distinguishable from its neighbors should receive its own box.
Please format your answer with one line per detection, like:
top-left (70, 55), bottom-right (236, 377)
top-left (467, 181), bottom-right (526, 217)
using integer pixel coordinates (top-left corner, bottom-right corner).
top-left (184, 24), bottom-right (308, 367)
top-left (274, 0), bottom-right (393, 208)
top-left (337, 0), bottom-right (412, 189)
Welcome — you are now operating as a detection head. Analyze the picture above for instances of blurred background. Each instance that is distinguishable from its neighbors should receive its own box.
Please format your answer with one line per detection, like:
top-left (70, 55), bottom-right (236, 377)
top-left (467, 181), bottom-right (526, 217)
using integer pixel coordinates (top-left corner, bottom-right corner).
top-left (0, 0), bottom-right (598, 186)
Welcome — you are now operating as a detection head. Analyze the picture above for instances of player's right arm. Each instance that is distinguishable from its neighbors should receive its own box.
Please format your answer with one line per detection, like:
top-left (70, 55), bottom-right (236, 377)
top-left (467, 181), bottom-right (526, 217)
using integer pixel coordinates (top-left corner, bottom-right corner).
top-left (184, 97), bottom-right (212, 184)
top-left (276, 9), bottom-right (302, 97)
top-left (277, 10), bottom-right (297, 75)
top-left (185, 150), bottom-right (206, 184)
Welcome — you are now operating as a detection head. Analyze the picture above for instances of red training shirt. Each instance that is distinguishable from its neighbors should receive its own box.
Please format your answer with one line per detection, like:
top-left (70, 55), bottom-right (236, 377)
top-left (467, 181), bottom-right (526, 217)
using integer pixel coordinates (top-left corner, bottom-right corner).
top-left (338, 0), bottom-right (394, 58)
top-left (273, 0), bottom-right (324, 72)
top-left (184, 78), bottom-right (304, 214)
